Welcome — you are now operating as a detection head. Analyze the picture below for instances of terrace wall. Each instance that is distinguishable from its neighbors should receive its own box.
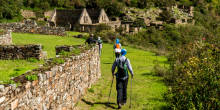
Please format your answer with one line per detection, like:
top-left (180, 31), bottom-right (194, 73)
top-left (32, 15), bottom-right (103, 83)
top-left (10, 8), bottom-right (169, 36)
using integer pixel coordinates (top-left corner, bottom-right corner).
top-left (0, 45), bottom-right (45, 60)
top-left (0, 45), bottom-right (101, 110)
top-left (0, 22), bottom-right (66, 36)
top-left (0, 30), bottom-right (12, 45)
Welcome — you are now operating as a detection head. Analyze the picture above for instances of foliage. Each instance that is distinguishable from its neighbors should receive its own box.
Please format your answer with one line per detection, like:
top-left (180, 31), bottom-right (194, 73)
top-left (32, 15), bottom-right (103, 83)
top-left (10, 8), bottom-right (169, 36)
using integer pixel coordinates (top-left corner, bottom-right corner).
top-left (165, 42), bottom-right (220, 109)
top-left (95, 24), bottom-right (111, 33)
top-left (25, 74), bottom-right (38, 81)
top-left (51, 58), bottom-right (65, 64)
top-left (27, 58), bottom-right (39, 63)
top-left (0, 29), bottom-right (5, 35)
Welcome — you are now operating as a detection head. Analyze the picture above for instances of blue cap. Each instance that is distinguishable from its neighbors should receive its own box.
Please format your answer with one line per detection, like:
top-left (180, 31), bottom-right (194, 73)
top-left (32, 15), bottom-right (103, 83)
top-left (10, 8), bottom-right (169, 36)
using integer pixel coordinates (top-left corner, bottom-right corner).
top-left (121, 49), bottom-right (127, 56)
top-left (116, 39), bottom-right (120, 44)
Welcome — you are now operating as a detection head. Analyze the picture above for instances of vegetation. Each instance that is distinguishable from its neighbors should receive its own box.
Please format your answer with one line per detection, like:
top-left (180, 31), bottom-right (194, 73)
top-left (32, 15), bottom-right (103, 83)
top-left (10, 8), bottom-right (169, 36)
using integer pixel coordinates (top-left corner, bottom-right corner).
top-left (76, 43), bottom-right (168, 109)
top-left (0, 29), bottom-right (5, 35)
top-left (25, 74), bottom-right (38, 81)
top-left (164, 41), bottom-right (220, 109)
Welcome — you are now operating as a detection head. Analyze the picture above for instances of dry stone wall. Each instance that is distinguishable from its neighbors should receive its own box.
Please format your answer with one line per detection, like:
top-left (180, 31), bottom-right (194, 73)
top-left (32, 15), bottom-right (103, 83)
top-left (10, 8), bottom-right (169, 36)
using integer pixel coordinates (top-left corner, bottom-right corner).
top-left (0, 45), bottom-right (101, 110)
top-left (0, 30), bottom-right (12, 45)
top-left (0, 45), bottom-right (45, 60)
top-left (0, 22), bottom-right (66, 36)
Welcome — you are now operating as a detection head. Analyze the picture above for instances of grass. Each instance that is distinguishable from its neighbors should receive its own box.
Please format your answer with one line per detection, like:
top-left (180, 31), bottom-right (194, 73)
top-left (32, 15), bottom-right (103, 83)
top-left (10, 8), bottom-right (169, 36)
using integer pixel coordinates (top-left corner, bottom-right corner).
top-left (12, 32), bottom-right (85, 58)
top-left (76, 43), bottom-right (168, 110)
top-left (0, 32), bottom-right (84, 83)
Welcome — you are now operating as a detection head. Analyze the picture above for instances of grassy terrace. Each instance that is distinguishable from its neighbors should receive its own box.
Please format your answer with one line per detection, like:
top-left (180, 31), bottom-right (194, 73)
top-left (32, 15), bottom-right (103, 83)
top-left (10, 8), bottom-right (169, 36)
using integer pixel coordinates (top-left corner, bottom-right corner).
top-left (0, 32), bottom-right (85, 83)
top-left (76, 44), bottom-right (168, 109)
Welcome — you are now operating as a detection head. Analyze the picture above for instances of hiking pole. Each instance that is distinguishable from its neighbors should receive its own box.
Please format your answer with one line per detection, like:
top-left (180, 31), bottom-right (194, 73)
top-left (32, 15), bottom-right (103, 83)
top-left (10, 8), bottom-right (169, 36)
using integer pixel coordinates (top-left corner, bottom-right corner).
top-left (108, 76), bottom-right (114, 104)
top-left (129, 78), bottom-right (132, 108)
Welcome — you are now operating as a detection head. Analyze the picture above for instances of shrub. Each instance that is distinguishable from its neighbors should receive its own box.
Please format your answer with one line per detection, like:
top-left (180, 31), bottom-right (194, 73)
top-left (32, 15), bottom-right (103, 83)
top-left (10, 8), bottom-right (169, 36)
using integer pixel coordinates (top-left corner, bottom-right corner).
top-left (165, 41), bottom-right (220, 110)
top-left (153, 64), bottom-right (167, 77)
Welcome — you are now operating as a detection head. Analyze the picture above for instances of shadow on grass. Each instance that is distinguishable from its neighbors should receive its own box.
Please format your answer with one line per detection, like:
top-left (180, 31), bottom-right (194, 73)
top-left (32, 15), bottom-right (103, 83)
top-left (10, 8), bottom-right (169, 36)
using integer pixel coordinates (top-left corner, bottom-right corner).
top-left (103, 62), bottom-right (113, 65)
top-left (141, 72), bottom-right (157, 77)
top-left (81, 99), bottom-right (117, 109)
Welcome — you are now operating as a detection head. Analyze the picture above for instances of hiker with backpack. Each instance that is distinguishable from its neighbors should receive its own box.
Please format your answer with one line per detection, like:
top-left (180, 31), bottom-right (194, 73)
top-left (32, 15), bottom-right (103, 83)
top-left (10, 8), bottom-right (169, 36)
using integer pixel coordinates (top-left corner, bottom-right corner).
top-left (113, 39), bottom-right (122, 58)
top-left (97, 37), bottom-right (103, 56)
top-left (85, 34), bottom-right (96, 45)
top-left (112, 49), bottom-right (134, 109)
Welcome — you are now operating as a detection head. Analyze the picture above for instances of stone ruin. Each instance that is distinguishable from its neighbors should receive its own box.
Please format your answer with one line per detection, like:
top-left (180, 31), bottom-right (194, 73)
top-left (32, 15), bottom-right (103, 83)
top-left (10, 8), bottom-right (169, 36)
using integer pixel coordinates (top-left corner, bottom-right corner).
top-left (0, 20), bottom-right (66, 36)
top-left (0, 45), bottom-right (46, 60)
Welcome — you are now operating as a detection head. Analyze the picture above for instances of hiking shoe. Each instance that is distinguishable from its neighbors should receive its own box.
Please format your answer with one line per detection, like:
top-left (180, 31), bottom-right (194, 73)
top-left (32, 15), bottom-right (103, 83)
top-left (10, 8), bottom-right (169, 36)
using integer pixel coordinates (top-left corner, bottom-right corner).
top-left (118, 103), bottom-right (122, 109)
top-left (122, 102), bottom-right (126, 105)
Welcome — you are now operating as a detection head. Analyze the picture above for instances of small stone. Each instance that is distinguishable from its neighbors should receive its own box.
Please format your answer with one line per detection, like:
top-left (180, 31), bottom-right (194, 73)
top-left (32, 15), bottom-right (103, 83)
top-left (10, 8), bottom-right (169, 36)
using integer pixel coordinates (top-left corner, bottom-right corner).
top-left (10, 84), bottom-right (16, 90)
top-left (25, 81), bottom-right (31, 89)
top-left (0, 85), bottom-right (4, 92)
top-left (11, 99), bottom-right (18, 110)
top-left (0, 96), bottom-right (6, 103)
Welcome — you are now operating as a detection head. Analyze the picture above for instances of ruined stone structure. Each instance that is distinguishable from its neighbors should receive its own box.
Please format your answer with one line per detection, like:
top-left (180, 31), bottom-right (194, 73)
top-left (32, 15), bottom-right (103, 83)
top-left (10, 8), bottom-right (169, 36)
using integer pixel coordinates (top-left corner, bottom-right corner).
top-left (171, 5), bottom-right (194, 25)
top-left (0, 45), bottom-right (101, 110)
top-left (0, 45), bottom-right (46, 60)
top-left (0, 30), bottom-right (12, 45)
top-left (0, 20), bottom-right (66, 36)
top-left (49, 8), bottom-right (120, 32)
top-left (21, 10), bottom-right (36, 19)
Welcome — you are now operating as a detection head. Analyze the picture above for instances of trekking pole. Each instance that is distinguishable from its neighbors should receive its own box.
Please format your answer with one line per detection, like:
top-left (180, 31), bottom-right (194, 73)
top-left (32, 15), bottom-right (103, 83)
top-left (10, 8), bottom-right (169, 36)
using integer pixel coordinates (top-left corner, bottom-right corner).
top-left (108, 76), bottom-right (114, 104)
top-left (129, 78), bottom-right (132, 108)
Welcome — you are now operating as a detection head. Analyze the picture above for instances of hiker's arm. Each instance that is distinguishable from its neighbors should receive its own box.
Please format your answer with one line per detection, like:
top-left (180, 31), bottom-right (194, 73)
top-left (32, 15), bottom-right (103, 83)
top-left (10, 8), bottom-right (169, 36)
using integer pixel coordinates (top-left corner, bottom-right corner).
top-left (112, 60), bottom-right (117, 76)
top-left (127, 59), bottom-right (134, 78)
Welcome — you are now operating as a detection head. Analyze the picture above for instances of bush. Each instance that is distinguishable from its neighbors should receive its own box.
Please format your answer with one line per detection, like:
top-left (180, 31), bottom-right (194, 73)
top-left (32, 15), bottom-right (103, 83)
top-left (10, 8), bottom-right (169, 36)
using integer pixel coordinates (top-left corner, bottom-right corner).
top-left (165, 41), bottom-right (220, 110)
top-left (153, 64), bottom-right (167, 77)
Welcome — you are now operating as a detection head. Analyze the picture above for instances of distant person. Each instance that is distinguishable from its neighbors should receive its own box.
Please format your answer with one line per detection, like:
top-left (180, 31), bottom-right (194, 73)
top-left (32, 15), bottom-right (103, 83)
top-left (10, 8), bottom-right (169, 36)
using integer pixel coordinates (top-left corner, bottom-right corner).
top-left (85, 34), bottom-right (96, 45)
top-left (112, 49), bottom-right (134, 109)
top-left (97, 37), bottom-right (103, 56)
top-left (113, 39), bottom-right (122, 58)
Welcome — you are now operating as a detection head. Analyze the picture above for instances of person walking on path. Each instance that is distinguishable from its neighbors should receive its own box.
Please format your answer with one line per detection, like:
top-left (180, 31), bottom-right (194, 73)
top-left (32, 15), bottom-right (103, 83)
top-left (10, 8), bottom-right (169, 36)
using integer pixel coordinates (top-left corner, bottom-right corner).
top-left (97, 37), bottom-right (103, 56)
top-left (85, 34), bottom-right (96, 45)
top-left (113, 39), bottom-right (122, 58)
top-left (111, 49), bottom-right (134, 109)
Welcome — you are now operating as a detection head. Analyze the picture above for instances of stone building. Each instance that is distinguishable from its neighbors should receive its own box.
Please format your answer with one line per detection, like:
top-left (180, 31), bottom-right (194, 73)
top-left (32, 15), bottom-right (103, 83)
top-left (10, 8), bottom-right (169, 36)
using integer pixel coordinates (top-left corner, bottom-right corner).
top-left (49, 8), bottom-right (121, 32)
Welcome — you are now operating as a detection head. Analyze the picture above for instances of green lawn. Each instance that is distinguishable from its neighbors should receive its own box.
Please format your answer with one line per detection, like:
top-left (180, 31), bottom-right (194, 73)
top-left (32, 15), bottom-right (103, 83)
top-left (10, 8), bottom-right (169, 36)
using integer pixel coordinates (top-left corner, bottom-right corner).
top-left (0, 32), bottom-right (84, 83)
top-left (76, 43), bottom-right (168, 110)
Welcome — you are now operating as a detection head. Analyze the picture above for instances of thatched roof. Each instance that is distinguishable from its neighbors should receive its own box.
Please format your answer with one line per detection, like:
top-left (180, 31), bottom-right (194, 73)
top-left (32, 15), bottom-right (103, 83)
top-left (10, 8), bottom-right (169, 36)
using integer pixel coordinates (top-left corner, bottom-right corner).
top-left (56, 9), bottom-right (84, 26)
top-left (87, 9), bottom-right (101, 23)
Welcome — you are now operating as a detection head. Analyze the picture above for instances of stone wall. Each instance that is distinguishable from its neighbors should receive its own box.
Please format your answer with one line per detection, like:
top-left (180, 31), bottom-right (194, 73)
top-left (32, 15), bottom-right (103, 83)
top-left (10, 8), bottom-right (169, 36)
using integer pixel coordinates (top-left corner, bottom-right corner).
top-left (0, 45), bottom-right (45, 60)
top-left (0, 30), bottom-right (12, 45)
top-left (21, 10), bottom-right (36, 19)
top-left (0, 22), bottom-right (66, 36)
top-left (0, 45), bottom-right (101, 110)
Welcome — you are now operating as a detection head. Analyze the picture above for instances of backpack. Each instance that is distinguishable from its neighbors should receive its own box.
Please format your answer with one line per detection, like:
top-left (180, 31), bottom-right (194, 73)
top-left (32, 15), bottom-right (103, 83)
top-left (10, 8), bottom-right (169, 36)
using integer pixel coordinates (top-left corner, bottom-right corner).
top-left (116, 44), bottom-right (120, 49)
top-left (117, 58), bottom-right (128, 80)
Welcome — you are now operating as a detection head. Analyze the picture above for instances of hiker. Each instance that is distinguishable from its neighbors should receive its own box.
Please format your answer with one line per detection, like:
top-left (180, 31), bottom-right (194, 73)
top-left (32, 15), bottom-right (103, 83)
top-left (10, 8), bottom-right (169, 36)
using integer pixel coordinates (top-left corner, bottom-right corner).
top-left (112, 49), bottom-right (134, 109)
top-left (97, 37), bottom-right (103, 56)
top-left (85, 34), bottom-right (96, 45)
top-left (113, 39), bottom-right (122, 58)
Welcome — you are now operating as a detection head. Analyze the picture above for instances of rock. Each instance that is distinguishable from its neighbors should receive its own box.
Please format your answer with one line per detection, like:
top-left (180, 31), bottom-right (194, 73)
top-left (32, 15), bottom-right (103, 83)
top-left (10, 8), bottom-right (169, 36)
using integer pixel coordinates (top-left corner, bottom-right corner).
top-left (0, 85), bottom-right (4, 92)
top-left (11, 99), bottom-right (18, 110)
top-left (0, 96), bottom-right (5, 103)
